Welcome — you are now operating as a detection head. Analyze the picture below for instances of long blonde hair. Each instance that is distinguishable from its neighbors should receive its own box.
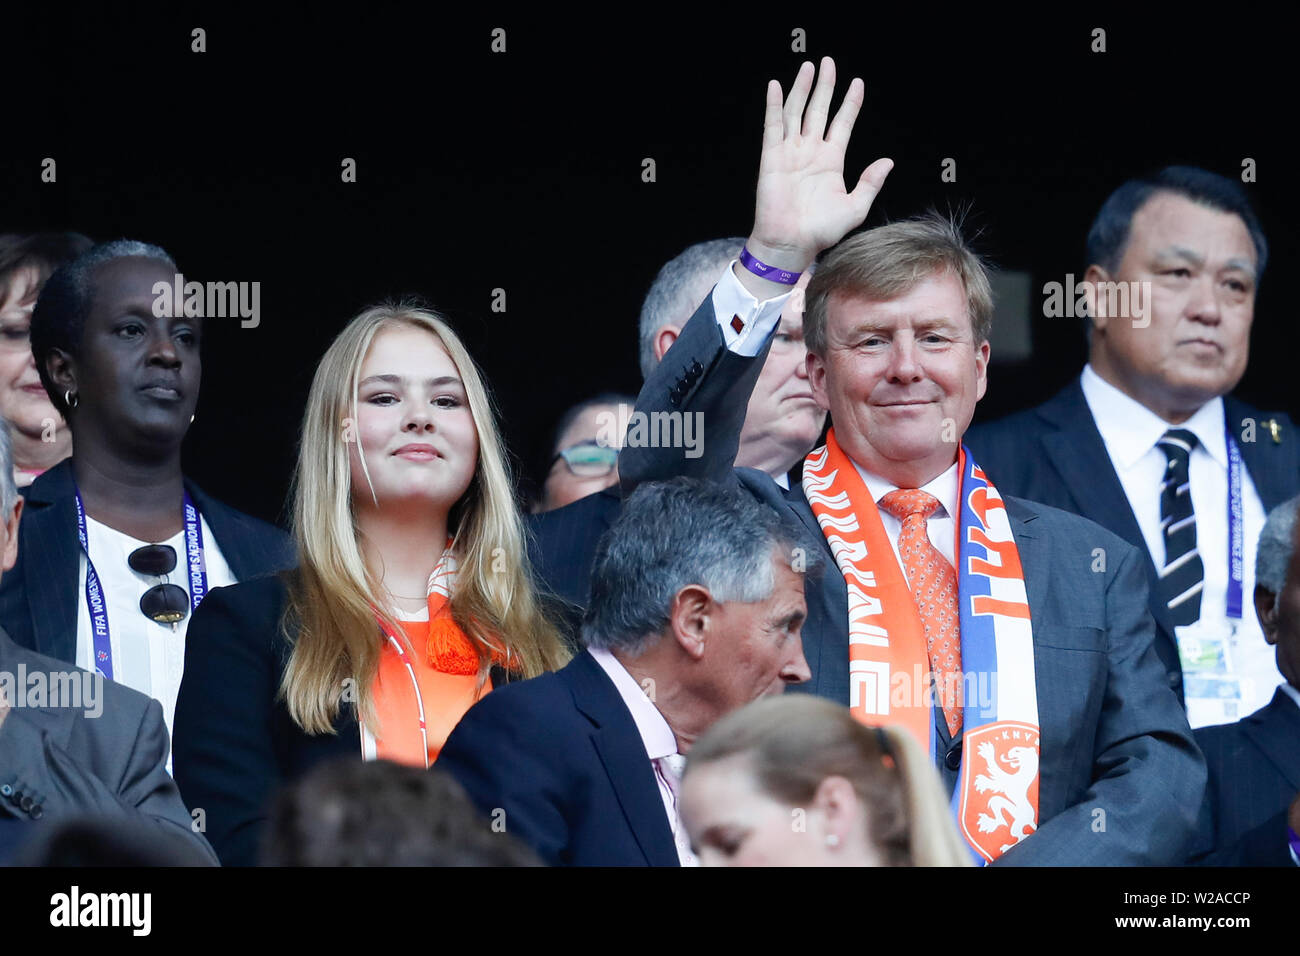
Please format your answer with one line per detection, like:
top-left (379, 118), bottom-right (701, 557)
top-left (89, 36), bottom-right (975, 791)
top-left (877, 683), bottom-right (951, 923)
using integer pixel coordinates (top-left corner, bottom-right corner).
top-left (685, 695), bottom-right (972, 866)
top-left (281, 303), bottom-right (569, 734)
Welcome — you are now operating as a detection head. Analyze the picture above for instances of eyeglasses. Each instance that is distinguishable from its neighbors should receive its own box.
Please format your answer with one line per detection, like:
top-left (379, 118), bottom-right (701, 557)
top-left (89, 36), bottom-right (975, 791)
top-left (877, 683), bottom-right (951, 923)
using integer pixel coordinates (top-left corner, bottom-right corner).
top-left (549, 441), bottom-right (619, 479)
top-left (128, 545), bottom-right (190, 626)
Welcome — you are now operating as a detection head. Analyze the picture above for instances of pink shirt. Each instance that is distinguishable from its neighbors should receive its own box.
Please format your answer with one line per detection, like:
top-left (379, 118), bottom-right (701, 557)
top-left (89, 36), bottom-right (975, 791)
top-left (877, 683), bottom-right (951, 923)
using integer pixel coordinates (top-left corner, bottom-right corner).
top-left (588, 647), bottom-right (697, 866)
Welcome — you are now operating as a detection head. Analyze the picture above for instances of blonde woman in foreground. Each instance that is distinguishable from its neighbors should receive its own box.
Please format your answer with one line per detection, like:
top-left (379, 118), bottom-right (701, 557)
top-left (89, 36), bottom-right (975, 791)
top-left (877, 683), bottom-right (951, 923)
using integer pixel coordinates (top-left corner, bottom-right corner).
top-left (173, 303), bottom-right (569, 866)
top-left (681, 695), bottom-right (972, 866)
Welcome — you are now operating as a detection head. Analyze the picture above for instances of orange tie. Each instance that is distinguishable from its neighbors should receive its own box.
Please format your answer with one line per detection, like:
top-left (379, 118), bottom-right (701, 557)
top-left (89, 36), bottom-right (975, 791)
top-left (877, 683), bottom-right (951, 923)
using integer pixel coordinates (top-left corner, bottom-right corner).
top-left (878, 489), bottom-right (963, 738)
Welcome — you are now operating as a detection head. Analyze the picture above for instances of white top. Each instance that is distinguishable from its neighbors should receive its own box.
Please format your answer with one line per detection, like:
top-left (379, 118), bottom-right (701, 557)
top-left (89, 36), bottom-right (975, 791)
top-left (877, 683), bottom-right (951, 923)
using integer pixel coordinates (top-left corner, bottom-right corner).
top-left (1080, 364), bottom-right (1281, 727)
top-left (588, 646), bottom-right (697, 866)
top-left (74, 514), bottom-right (237, 759)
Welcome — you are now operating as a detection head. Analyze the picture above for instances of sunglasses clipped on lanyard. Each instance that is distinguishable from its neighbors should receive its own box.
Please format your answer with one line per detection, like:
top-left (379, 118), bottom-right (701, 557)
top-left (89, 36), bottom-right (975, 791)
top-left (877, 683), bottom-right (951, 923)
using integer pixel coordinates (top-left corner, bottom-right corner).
top-left (129, 544), bottom-right (190, 627)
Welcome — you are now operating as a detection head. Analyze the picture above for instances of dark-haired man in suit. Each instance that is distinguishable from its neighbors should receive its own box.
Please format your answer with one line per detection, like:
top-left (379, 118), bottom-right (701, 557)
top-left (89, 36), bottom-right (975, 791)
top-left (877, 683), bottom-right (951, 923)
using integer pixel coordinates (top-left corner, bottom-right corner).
top-left (967, 167), bottom-right (1297, 730)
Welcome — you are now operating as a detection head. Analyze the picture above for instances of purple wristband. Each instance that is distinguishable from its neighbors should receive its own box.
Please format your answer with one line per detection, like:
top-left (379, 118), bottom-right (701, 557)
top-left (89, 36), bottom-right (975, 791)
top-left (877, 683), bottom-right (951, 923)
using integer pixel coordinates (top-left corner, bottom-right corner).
top-left (739, 246), bottom-right (803, 285)
top-left (1289, 826), bottom-right (1300, 861)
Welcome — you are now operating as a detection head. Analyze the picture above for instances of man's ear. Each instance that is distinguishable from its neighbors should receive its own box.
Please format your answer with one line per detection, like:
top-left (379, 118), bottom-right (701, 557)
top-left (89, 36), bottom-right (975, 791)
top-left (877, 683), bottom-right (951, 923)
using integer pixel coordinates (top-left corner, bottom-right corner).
top-left (808, 350), bottom-right (830, 411)
top-left (1082, 265), bottom-right (1109, 333)
top-left (653, 325), bottom-right (682, 364)
top-left (1255, 584), bottom-right (1280, 646)
top-left (668, 584), bottom-right (713, 660)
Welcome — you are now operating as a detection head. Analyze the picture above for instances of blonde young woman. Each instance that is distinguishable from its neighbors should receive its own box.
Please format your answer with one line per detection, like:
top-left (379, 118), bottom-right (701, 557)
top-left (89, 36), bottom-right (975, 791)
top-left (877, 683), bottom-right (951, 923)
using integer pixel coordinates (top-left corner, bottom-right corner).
top-left (680, 695), bottom-right (972, 867)
top-left (173, 304), bottom-right (569, 866)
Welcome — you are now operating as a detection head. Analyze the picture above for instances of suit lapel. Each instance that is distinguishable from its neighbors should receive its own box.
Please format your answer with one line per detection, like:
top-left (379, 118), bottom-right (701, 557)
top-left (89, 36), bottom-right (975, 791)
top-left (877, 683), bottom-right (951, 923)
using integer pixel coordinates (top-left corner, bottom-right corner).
top-left (185, 480), bottom-right (256, 580)
top-left (0, 632), bottom-right (79, 748)
top-left (19, 462), bottom-right (81, 663)
top-left (564, 652), bottom-right (680, 866)
top-left (783, 481), bottom-right (848, 703)
top-left (1036, 382), bottom-right (1181, 643)
top-left (1225, 397), bottom-right (1299, 512)
top-left (1242, 690), bottom-right (1300, 790)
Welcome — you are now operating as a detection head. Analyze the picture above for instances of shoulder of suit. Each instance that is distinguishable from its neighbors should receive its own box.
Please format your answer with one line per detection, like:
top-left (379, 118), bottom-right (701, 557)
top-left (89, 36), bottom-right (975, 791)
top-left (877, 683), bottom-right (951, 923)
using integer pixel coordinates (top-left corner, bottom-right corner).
top-left (528, 486), bottom-right (621, 531)
top-left (1, 635), bottom-right (155, 725)
top-left (1004, 494), bottom-right (1136, 551)
top-left (195, 572), bottom-right (294, 637)
top-left (736, 466), bottom-right (788, 500)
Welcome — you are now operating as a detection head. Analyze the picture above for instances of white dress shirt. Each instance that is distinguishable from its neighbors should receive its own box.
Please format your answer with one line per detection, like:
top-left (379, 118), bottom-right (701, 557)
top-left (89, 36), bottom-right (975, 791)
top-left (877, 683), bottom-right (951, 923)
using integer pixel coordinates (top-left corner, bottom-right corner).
top-left (74, 515), bottom-right (237, 760)
top-left (1080, 364), bottom-right (1282, 727)
top-left (588, 646), bottom-right (697, 866)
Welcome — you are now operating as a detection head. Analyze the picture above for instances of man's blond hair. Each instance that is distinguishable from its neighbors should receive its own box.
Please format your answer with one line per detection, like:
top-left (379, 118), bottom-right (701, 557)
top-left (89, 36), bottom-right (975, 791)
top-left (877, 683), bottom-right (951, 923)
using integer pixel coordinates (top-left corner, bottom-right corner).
top-left (803, 212), bottom-right (993, 354)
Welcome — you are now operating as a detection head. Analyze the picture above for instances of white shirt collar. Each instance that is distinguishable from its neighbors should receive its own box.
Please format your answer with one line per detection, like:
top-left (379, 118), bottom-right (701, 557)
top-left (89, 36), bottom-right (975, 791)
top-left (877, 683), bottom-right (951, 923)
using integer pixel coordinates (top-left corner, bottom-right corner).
top-left (587, 646), bottom-right (678, 761)
top-left (1279, 682), bottom-right (1300, 714)
top-left (1081, 364), bottom-right (1228, 470)
top-left (850, 459), bottom-right (960, 518)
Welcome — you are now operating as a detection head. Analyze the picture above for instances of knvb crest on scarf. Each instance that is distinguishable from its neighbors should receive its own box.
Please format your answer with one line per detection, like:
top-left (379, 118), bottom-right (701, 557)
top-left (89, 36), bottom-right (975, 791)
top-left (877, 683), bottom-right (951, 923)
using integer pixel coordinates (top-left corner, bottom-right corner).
top-left (802, 429), bottom-right (1041, 863)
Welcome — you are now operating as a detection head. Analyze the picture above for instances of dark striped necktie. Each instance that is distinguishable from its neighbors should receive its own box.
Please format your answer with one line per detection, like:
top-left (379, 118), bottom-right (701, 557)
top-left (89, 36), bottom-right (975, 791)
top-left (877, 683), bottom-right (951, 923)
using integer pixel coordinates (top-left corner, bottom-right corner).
top-left (1156, 428), bottom-right (1204, 625)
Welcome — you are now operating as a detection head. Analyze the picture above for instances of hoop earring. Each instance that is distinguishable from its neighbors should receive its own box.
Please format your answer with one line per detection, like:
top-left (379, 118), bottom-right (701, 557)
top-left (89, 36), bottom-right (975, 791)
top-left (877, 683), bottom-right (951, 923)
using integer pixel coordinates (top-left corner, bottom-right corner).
top-left (64, 390), bottom-right (78, 409)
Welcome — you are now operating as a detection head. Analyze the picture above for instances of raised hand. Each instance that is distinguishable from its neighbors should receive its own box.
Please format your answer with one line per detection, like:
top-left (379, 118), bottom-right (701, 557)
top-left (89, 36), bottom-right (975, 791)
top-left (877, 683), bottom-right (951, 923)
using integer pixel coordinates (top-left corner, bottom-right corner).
top-left (745, 57), bottom-right (893, 283)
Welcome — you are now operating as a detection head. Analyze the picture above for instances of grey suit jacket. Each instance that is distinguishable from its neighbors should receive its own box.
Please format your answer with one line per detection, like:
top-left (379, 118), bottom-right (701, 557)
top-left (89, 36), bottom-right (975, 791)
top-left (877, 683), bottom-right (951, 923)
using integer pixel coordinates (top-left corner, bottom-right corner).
top-left (0, 628), bottom-right (218, 864)
top-left (620, 293), bottom-right (1207, 865)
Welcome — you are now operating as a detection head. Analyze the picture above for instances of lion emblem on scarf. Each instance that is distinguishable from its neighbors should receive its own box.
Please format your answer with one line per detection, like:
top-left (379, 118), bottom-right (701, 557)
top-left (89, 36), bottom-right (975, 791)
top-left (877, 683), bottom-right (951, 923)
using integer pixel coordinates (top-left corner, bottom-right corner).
top-left (973, 741), bottom-right (1038, 852)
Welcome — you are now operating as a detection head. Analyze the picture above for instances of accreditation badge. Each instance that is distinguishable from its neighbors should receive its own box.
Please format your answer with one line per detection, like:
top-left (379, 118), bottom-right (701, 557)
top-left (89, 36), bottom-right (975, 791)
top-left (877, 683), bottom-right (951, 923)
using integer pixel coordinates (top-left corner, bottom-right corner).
top-left (1177, 619), bottom-right (1246, 726)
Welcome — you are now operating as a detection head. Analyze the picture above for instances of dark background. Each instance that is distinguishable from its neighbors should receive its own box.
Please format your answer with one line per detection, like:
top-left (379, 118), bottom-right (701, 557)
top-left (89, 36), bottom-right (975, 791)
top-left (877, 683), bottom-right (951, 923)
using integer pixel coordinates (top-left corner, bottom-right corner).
top-left (6, 11), bottom-right (1295, 525)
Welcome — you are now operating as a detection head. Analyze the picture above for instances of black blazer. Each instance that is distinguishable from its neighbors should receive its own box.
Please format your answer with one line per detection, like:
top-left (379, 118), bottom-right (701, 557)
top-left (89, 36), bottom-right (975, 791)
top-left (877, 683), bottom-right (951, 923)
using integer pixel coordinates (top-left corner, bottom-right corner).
top-left (1192, 686), bottom-right (1300, 866)
top-left (171, 574), bottom-right (357, 866)
top-left (171, 572), bottom-right (521, 866)
top-left (967, 379), bottom-right (1300, 704)
top-left (526, 484), bottom-right (621, 612)
top-left (0, 458), bottom-right (295, 665)
top-left (618, 294), bottom-right (1206, 865)
top-left (438, 649), bottom-right (680, 867)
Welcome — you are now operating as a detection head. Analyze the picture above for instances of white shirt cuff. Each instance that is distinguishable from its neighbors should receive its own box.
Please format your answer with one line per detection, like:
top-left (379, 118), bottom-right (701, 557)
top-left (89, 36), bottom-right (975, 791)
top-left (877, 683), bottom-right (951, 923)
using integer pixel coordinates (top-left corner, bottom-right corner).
top-left (711, 261), bottom-right (790, 357)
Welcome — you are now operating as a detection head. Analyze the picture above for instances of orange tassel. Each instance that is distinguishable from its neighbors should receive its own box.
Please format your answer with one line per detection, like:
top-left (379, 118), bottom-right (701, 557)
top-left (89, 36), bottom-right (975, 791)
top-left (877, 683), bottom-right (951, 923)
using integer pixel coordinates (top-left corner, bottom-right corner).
top-left (427, 607), bottom-right (479, 675)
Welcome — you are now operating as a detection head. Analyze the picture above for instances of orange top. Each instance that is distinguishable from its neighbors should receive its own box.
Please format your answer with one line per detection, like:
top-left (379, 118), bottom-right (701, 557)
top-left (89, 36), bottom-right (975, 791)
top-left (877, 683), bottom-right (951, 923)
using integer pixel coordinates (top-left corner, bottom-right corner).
top-left (371, 618), bottom-right (492, 766)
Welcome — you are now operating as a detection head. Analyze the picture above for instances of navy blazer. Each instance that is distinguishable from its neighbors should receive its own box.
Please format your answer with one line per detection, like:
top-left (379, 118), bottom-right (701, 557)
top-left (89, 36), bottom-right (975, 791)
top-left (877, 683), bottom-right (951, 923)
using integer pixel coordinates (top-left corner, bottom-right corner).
top-left (172, 574), bottom-right (359, 866)
top-left (967, 379), bottom-right (1300, 703)
top-left (0, 458), bottom-right (295, 666)
top-left (438, 649), bottom-right (680, 867)
top-left (172, 572), bottom-right (522, 866)
top-left (1192, 686), bottom-right (1300, 866)
top-left (618, 294), bottom-right (1206, 865)
top-left (526, 484), bottom-right (622, 612)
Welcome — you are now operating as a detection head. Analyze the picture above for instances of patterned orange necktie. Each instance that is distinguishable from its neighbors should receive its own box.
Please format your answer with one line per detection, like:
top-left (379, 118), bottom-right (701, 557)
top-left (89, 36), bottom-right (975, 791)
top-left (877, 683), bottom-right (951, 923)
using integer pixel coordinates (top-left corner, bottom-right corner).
top-left (878, 489), bottom-right (963, 738)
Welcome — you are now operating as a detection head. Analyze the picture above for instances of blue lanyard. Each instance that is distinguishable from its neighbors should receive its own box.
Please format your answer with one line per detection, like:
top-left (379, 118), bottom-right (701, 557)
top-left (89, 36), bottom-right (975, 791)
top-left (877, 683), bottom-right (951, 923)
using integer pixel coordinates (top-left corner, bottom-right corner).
top-left (73, 488), bottom-right (210, 681)
top-left (1225, 425), bottom-right (1243, 621)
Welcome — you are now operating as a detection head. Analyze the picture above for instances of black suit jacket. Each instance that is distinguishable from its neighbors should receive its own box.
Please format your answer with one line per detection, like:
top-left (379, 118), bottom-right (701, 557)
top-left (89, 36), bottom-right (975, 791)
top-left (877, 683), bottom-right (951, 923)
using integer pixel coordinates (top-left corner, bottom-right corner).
top-left (526, 485), bottom-right (622, 612)
top-left (438, 650), bottom-right (680, 867)
top-left (967, 379), bottom-right (1300, 703)
top-left (0, 458), bottom-right (295, 666)
top-left (0, 628), bottom-right (218, 864)
top-left (619, 294), bottom-right (1206, 865)
top-left (1192, 687), bottom-right (1300, 866)
top-left (171, 574), bottom-right (358, 866)
top-left (171, 572), bottom-right (520, 866)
